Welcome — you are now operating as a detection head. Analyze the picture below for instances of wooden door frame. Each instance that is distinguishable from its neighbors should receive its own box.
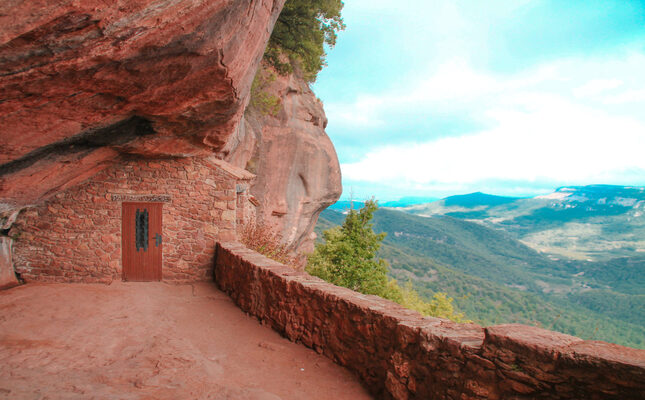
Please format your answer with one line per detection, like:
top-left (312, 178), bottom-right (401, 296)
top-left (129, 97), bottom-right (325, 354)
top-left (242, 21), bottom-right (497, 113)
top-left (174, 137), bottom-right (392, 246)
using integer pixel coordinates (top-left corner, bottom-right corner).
top-left (121, 201), bottom-right (163, 281)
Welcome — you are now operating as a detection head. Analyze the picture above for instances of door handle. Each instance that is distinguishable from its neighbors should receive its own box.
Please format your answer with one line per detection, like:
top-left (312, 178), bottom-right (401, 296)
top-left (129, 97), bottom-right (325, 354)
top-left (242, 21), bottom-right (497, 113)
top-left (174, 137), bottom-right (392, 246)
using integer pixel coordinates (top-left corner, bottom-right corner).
top-left (155, 233), bottom-right (162, 247)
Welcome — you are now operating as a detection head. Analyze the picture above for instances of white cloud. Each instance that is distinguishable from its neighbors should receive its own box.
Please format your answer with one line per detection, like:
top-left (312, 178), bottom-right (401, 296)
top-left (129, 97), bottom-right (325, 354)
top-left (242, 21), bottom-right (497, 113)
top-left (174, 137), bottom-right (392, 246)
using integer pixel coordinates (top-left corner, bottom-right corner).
top-left (325, 59), bottom-right (500, 131)
top-left (324, 96), bottom-right (386, 128)
top-left (337, 54), bottom-right (645, 191)
top-left (573, 79), bottom-right (623, 97)
top-left (327, 53), bottom-right (645, 130)
top-left (602, 89), bottom-right (645, 105)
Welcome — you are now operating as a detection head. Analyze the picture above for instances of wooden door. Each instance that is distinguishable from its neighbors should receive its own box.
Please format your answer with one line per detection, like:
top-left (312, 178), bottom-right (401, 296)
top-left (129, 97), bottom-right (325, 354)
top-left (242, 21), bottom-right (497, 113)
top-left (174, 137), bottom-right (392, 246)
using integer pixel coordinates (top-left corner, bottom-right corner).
top-left (122, 202), bottom-right (162, 281)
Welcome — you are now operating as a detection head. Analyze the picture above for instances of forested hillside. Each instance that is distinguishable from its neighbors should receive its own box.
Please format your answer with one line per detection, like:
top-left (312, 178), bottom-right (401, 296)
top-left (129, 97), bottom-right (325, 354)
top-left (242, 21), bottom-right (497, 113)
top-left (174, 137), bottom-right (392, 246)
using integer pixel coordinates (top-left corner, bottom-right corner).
top-left (316, 207), bottom-right (645, 349)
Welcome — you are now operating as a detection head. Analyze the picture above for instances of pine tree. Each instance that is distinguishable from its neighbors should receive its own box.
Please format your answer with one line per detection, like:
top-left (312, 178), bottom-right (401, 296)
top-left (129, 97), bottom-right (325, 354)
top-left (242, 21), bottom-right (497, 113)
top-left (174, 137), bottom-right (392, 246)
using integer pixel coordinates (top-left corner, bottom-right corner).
top-left (307, 200), bottom-right (469, 322)
top-left (307, 199), bottom-right (389, 295)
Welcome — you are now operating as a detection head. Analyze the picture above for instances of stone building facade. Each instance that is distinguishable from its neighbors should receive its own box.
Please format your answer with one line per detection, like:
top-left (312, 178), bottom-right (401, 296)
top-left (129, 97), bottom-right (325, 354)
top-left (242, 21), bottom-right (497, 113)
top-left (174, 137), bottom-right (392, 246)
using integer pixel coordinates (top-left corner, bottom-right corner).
top-left (12, 156), bottom-right (254, 283)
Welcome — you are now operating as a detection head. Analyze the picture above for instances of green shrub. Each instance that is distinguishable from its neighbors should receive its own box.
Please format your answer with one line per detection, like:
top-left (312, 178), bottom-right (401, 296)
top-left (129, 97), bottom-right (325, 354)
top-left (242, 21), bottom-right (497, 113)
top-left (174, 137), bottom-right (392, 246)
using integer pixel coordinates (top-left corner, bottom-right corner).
top-left (249, 68), bottom-right (281, 117)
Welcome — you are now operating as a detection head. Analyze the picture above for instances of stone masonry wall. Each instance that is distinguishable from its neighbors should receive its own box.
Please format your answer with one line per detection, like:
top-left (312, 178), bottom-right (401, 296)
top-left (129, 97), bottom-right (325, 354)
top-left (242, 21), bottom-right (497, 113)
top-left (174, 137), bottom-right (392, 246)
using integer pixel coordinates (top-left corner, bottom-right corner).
top-left (215, 241), bottom-right (645, 400)
top-left (12, 157), bottom-right (246, 283)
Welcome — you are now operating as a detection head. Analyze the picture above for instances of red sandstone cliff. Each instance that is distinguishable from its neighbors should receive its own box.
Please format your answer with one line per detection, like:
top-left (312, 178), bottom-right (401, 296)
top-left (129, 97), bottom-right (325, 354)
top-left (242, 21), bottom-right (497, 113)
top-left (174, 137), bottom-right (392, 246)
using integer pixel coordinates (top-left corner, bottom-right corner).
top-left (0, 0), bottom-right (285, 216)
top-left (225, 65), bottom-right (342, 259)
top-left (0, 0), bottom-right (342, 283)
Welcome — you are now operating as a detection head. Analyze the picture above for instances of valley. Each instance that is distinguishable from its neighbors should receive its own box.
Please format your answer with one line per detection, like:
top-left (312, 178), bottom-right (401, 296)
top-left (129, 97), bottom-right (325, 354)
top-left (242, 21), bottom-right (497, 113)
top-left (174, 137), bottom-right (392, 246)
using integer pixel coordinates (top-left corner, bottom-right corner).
top-left (404, 185), bottom-right (645, 261)
top-left (318, 185), bottom-right (645, 349)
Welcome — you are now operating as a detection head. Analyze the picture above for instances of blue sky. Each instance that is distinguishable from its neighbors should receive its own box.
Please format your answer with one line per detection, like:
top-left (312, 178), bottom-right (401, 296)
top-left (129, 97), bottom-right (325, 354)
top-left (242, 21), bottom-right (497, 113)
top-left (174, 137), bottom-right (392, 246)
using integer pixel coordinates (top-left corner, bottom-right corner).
top-left (312, 0), bottom-right (645, 201)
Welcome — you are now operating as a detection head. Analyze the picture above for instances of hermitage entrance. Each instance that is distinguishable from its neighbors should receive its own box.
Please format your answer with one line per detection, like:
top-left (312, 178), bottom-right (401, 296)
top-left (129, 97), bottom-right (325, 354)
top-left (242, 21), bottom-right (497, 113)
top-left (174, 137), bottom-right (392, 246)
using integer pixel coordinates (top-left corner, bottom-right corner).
top-left (122, 202), bottom-right (163, 281)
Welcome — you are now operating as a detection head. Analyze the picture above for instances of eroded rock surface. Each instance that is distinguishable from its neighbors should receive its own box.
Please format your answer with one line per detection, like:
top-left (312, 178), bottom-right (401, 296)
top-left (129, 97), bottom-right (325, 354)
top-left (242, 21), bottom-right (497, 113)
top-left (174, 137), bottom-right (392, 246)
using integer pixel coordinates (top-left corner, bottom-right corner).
top-left (226, 66), bottom-right (342, 259)
top-left (0, 0), bottom-right (285, 213)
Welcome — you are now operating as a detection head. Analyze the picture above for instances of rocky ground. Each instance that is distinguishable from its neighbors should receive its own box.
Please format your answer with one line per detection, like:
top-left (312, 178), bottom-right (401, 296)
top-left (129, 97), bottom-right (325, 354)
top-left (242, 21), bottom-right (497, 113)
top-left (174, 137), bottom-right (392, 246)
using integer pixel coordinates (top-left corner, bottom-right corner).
top-left (0, 282), bottom-right (370, 399)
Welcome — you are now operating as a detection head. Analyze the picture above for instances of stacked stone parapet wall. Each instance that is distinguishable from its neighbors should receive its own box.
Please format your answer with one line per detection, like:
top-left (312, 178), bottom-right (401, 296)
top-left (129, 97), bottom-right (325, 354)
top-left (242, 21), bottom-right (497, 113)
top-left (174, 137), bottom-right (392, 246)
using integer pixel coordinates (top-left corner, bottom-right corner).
top-left (11, 157), bottom-right (247, 283)
top-left (215, 241), bottom-right (645, 400)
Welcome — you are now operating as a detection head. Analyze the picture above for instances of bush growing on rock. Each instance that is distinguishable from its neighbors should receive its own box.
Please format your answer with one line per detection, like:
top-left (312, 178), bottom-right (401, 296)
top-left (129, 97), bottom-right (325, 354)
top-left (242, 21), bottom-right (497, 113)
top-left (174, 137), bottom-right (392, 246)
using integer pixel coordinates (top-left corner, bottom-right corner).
top-left (240, 223), bottom-right (297, 266)
top-left (249, 68), bottom-right (281, 117)
top-left (307, 200), bottom-right (468, 322)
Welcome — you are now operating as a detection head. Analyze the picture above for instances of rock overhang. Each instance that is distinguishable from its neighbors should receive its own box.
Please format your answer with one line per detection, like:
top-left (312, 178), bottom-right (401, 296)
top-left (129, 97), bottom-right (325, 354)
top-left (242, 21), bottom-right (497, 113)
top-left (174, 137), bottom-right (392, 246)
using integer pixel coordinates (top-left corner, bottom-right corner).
top-left (0, 0), bottom-right (286, 215)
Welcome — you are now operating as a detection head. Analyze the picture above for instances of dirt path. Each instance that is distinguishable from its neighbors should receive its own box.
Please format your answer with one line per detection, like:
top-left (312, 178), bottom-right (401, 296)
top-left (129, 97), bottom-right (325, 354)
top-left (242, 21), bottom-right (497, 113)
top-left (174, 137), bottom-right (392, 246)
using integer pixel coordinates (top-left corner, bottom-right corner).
top-left (0, 282), bottom-right (371, 399)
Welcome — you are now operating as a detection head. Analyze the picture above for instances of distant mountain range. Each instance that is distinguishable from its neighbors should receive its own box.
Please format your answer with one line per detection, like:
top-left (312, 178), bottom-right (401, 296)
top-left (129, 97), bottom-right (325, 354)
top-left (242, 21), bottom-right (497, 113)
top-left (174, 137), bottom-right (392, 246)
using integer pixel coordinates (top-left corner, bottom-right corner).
top-left (328, 196), bottom-right (438, 211)
top-left (402, 185), bottom-right (645, 262)
top-left (317, 185), bottom-right (645, 349)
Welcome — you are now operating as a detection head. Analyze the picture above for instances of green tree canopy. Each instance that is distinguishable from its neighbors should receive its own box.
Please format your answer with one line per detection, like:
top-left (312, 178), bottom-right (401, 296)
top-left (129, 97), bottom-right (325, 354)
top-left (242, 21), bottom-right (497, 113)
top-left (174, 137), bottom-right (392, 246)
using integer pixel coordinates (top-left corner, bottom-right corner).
top-left (307, 200), bottom-right (389, 294)
top-left (266, 0), bottom-right (345, 81)
top-left (307, 200), bottom-right (469, 322)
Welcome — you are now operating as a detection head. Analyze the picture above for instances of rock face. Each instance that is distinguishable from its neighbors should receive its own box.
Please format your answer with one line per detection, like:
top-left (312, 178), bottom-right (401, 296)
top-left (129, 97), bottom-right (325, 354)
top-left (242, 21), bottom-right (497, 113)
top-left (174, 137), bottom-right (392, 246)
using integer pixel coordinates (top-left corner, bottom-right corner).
top-left (0, 0), bottom-right (339, 260)
top-left (1, 0), bottom-right (341, 280)
top-left (226, 66), bottom-right (342, 254)
top-left (0, 0), bottom-right (285, 215)
top-left (225, 66), bottom-right (342, 259)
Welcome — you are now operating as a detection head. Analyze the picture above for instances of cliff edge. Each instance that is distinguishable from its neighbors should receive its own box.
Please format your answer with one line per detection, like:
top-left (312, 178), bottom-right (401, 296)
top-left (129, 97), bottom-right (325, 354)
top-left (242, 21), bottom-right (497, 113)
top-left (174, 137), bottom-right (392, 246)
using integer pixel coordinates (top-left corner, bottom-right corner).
top-left (226, 64), bottom-right (342, 259)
